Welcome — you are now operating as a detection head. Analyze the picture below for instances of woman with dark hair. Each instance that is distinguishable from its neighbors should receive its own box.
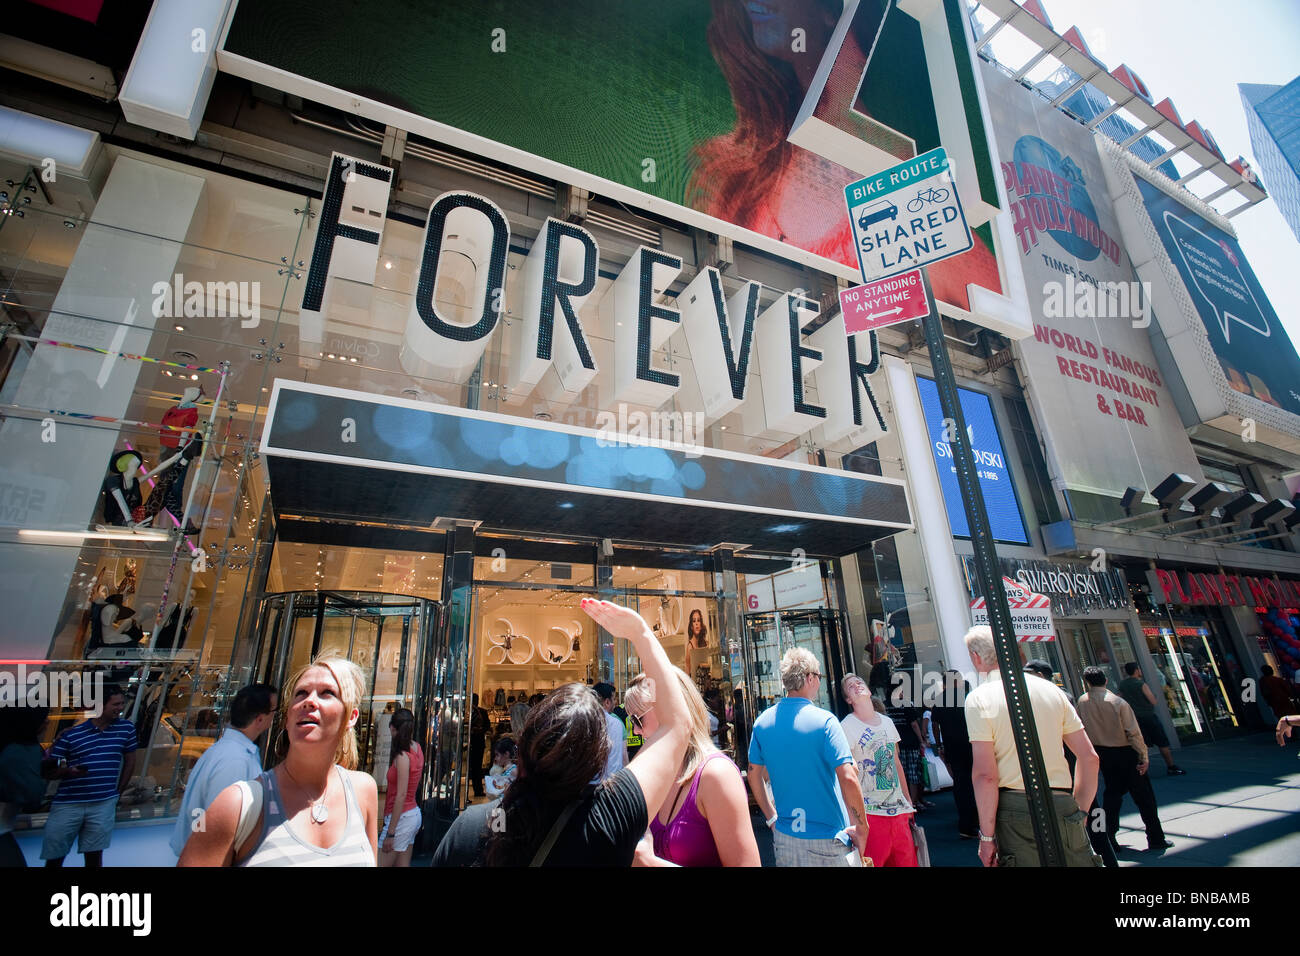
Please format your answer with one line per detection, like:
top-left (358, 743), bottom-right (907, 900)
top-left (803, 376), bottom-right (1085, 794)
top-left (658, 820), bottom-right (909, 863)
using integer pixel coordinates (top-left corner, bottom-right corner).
top-left (687, 0), bottom-right (998, 306)
top-left (433, 599), bottom-right (689, 867)
top-left (0, 706), bottom-right (49, 867)
top-left (379, 707), bottom-right (423, 867)
top-left (484, 735), bottom-right (518, 799)
top-left (688, 609), bottom-right (708, 650)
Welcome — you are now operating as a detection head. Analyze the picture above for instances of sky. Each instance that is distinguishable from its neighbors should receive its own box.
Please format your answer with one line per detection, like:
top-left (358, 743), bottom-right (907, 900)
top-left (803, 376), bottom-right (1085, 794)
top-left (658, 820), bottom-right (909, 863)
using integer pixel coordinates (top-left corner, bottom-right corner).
top-left (990, 0), bottom-right (1300, 347)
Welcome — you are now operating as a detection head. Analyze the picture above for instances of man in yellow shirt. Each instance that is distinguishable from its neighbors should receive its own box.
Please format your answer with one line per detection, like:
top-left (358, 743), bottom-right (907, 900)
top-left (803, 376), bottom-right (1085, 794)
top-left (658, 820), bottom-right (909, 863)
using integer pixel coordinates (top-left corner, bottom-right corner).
top-left (963, 626), bottom-right (1101, 867)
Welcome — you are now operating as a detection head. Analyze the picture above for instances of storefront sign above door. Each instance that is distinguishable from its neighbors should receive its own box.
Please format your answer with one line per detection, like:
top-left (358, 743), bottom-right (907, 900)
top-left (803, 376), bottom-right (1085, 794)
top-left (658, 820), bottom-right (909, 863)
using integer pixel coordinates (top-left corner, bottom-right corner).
top-left (1147, 567), bottom-right (1300, 609)
top-left (301, 152), bottom-right (891, 450)
top-left (960, 556), bottom-right (1132, 617)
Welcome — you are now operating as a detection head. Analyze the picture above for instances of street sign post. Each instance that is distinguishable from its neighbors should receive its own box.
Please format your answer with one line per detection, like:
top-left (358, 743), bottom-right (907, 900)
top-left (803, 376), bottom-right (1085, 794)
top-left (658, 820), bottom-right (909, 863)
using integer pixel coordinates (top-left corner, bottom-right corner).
top-left (917, 270), bottom-right (1066, 868)
top-left (844, 149), bottom-right (1066, 865)
top-left (840, 269), bottom-right (930, 335)
top-left (844, 147), bottom-right (973, 285)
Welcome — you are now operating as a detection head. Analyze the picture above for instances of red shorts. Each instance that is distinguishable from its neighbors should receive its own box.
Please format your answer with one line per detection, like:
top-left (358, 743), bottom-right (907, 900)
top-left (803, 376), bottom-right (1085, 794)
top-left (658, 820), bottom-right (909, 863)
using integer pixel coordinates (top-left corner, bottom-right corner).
top-left (864, 812), bottom-right (918, 867)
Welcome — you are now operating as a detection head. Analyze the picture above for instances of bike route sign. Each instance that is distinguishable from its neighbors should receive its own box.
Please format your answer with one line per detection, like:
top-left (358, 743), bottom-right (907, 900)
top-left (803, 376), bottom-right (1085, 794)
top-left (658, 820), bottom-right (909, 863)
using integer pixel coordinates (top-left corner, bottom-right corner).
top-left (844, 147), bottom-right (973, 284)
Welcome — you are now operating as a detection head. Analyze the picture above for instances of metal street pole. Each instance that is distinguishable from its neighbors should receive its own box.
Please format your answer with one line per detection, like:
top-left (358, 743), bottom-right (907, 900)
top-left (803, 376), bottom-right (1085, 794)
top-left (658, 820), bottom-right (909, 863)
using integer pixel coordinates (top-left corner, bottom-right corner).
top-left (918, 269), bottom-right (1066, 866)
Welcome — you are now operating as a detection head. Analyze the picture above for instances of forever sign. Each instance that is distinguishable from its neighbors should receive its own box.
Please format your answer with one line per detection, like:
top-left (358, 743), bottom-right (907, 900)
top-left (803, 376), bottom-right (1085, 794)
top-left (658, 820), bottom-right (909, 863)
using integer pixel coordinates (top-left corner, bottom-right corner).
top-left (844, 147), bottom-right (973, 284)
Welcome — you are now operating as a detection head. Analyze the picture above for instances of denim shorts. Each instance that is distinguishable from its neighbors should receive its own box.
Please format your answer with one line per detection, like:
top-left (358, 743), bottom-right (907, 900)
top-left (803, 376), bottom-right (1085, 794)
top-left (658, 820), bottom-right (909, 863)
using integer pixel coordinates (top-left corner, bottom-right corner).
top-left (40, 796), bottom-right (119, 859)
top-left (379, 806), bottom-right (423, 852)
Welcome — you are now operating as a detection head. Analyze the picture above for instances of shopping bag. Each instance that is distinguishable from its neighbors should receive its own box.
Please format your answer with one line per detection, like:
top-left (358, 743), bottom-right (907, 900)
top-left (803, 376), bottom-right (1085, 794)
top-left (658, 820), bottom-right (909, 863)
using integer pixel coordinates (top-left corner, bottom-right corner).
top-left (911, 821), bottom-right (930, 867)
top-left (924, 750), bottom-right (953, 790)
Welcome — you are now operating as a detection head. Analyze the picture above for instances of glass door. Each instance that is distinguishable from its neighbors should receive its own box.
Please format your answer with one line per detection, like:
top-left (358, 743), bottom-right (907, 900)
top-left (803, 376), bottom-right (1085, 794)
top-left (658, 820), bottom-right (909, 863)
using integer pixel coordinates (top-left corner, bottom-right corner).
top-left (740, 608), bottom-right (845, 726)
top-left (254, 591), bottom-right (438, 775)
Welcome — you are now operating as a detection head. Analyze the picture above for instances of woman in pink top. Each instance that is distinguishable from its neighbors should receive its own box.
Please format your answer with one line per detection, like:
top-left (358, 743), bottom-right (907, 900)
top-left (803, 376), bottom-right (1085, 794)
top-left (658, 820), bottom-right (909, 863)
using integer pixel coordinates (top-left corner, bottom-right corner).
top-left (626, 667), bottom-right (759, 867)
top-left (379, 708), bottom-right (424, 867)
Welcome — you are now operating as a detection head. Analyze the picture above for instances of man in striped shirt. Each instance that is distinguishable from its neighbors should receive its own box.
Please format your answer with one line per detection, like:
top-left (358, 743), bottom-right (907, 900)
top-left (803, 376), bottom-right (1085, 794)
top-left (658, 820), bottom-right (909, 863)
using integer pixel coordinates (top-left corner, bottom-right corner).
top-left (41, 684), bottom-right (138, 867)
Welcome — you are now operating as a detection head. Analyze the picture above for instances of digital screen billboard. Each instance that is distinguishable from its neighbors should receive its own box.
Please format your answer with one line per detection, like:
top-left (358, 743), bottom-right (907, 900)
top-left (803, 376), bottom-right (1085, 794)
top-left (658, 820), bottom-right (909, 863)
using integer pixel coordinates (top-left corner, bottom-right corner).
top-left (1132, 176), bottom-right (1300, 417)
top-left (915, 375), bottom-right (1028, 545)
top-left (220, 0), bottom-right (1001, 311)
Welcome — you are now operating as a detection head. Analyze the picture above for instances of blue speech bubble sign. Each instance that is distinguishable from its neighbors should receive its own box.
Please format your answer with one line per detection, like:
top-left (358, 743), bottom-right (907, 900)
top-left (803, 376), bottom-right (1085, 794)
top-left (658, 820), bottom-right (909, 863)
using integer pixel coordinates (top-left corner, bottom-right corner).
top-left (1162, 211), bottom-right (1269, 345)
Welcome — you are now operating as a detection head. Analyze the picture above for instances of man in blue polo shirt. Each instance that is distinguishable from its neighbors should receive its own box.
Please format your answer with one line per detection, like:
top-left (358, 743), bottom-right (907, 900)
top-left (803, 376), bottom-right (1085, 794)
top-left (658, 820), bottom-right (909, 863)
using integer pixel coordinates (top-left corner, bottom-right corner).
top-left (41, 684), bottom-right (137, 867)
top-left (747, 648), bottom-right (869, 866)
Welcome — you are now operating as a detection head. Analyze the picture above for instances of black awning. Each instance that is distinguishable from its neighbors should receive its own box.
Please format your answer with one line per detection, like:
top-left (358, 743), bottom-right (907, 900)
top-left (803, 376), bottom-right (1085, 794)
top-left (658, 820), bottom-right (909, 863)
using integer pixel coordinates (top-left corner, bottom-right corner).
top-left (261, 382), bottom-right (912, 557)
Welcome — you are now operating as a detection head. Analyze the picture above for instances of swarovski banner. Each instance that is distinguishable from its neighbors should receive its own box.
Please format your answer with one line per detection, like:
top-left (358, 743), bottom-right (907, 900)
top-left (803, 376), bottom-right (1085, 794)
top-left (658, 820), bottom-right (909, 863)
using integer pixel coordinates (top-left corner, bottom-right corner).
top-left (961, 555), bottom-right (1133, 618)
top-left (980, 62), bottom-right (1202, 498)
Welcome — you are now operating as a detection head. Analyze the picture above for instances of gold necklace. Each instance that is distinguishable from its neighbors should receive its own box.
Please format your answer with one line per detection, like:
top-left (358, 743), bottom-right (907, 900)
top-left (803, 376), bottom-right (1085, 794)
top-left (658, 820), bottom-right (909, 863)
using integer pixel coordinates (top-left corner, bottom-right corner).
top-left (283, 765), bottom-right (330, 824)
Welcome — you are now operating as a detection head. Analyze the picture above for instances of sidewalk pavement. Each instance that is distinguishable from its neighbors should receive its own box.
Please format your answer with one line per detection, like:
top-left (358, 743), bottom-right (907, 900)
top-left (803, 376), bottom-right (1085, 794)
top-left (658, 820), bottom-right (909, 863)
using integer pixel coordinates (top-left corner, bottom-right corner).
top-left (920, 731), bottom-right (1300, 867)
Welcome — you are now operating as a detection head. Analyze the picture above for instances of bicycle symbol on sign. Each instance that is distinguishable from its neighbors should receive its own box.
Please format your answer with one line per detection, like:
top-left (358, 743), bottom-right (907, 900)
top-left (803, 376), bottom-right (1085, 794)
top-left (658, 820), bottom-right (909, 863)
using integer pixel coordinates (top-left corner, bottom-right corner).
top-left (906, 185), bottom-right (950, 213)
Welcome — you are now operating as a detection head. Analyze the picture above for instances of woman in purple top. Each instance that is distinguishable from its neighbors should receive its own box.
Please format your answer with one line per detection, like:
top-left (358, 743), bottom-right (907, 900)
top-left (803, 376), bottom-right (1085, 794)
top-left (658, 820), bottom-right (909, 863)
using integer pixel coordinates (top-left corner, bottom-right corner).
top-left (626, 667), bottom-right (759, 867)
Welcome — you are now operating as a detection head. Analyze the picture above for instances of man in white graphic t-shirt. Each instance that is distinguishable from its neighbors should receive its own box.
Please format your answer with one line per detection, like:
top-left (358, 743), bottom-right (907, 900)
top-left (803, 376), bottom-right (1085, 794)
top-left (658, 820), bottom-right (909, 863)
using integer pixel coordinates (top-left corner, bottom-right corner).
top-left (839, 674), bottom-right (918, 867)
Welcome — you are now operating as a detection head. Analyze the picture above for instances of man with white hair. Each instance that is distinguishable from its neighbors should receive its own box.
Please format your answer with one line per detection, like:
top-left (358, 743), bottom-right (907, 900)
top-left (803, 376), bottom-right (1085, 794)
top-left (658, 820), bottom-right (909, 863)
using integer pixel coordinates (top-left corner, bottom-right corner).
top-left (747, 648), bottom-right (869, 866)
top-left (963, 626), bottom-right (1101, 867)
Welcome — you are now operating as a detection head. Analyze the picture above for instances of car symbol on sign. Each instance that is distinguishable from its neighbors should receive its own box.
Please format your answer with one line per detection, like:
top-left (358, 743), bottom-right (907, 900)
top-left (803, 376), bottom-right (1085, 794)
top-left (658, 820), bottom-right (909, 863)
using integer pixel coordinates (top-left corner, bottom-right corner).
top-left (858, 199), bottom-right (898, 230)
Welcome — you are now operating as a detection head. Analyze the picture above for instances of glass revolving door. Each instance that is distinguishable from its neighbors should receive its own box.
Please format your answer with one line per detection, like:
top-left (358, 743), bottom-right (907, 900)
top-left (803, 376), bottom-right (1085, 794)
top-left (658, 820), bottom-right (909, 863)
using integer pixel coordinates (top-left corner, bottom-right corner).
top-left (251, 591), bottom-right (441, 785)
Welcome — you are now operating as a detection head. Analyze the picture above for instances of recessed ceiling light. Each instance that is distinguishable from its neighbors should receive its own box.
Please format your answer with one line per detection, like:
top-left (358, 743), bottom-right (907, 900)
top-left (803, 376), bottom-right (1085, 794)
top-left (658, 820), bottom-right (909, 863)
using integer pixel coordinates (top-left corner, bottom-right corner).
top-left (174, 324), bottom-right (185, 332)
top-left (190, 373), bottom-right (199, 380)
top-left (384, 261), bottom-right (393, 270)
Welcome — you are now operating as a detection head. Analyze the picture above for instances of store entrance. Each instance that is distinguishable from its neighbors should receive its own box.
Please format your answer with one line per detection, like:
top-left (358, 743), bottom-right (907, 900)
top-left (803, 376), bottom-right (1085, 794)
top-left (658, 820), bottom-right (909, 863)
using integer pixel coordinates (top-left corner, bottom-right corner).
top-left (740, 608), bottom-right (850, 750)
top-left (251, 591), bottom-right (441, 783)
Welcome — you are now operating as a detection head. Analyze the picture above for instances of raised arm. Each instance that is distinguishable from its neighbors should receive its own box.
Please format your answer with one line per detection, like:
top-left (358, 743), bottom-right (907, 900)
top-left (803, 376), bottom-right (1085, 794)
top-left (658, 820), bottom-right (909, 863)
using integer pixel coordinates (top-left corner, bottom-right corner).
top-left (581, 599), bottom-right (687, 817)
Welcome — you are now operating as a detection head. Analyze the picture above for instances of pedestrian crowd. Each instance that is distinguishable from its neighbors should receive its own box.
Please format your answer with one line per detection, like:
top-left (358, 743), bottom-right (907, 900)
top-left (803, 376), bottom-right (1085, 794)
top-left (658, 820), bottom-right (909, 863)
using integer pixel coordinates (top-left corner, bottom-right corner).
top-left (3, 601), bottom-right (1296, 867)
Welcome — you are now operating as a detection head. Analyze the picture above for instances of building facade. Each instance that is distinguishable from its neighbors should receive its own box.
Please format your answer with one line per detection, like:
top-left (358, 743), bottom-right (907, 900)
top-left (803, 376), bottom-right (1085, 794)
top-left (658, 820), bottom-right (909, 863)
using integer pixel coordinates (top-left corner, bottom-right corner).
top-left (0, 0), bottom-right (1294, 849)
top-left (1241, 77), bottom-right (1300, 244)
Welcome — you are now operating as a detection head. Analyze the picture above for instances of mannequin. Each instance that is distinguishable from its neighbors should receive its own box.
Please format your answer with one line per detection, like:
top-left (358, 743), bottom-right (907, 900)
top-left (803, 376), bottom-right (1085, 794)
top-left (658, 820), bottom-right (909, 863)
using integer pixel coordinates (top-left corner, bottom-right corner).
top-left (86, 593), bottom-right (140, 656)
top-left (116, 557), bottom-right (138, 597)
top-left (154, 588), bottom-right (196, 650)
top-left (99, 448), bottom-right (183, 529)
top-left (147, 386), bottom-right (204, 534)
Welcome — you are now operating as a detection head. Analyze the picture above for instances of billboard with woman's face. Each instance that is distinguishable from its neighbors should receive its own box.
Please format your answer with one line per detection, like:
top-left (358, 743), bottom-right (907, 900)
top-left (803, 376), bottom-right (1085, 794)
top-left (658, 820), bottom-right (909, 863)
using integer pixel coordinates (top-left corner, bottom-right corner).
top-left (220, 0), bottom-right (1002, 311)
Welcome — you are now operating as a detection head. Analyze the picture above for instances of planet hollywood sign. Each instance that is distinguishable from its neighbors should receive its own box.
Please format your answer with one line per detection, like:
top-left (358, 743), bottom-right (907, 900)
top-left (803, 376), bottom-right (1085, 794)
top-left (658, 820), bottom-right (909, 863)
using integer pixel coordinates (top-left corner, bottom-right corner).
top-left (300, 153), bottom-right (890, 446)
top-left (1148, 568), bottom-right (1300, 609)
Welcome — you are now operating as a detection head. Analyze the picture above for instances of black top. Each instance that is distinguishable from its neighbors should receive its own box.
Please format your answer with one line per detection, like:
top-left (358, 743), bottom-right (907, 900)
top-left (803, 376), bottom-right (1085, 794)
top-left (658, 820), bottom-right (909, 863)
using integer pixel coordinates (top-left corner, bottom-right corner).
top-left (431, 767), bottom-right (647, 867)
top-left (931, 679), bottom-right (972, 748)
top-left (101, 473), bottom-right (142, 525)
top-left (887, 705), bottom-right (923, 750)
top-left (469, 706), bottom-right (489, 742)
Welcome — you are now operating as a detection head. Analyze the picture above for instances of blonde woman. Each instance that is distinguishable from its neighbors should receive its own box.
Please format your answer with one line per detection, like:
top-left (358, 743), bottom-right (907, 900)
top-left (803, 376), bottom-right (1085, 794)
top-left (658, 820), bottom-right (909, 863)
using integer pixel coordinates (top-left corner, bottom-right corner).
top-left (626, 667), bottom-right (759, 867)
top-left (179, 656), bottom-right (378, 866)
